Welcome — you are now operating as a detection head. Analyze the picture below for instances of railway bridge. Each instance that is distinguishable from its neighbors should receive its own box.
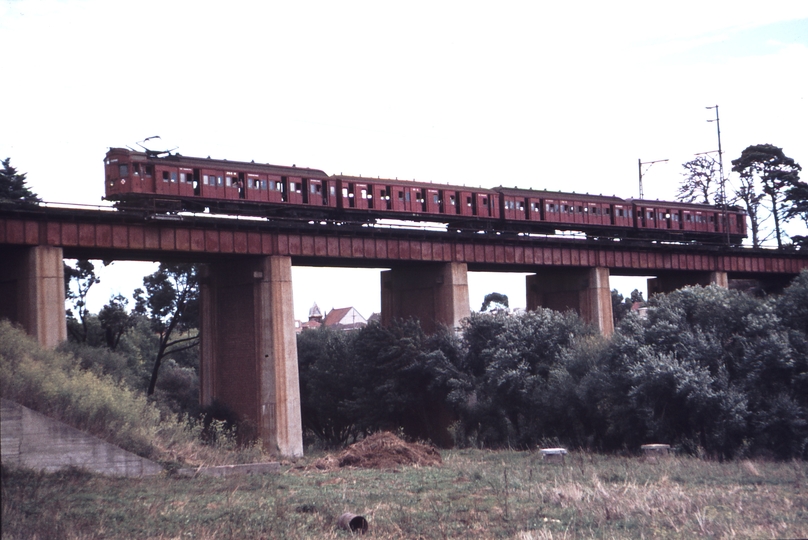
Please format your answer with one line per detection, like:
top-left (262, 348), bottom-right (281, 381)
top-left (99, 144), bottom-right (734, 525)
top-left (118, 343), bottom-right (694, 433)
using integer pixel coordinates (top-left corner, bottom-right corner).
top-left (3, 205), bottom-right (807, 457)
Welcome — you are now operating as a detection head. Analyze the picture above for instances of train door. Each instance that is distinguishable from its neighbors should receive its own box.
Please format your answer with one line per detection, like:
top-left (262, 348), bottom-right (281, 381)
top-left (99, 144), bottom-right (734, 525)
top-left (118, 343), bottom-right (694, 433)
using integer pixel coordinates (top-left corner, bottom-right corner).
top-left (178, 167), bottom-right (194, 197)
top-left (445, 191), bottom-right (460, 215)
top-left (527, 198), bottom-right (542, 222)
top-left (612, 204), bottom-right (631, 227)
top-left (287, 177), bottom-right (304, 205)
top-left (223, 172), bottom-right (239, 200)
top-left (424, 188), bottom-right (440, 214)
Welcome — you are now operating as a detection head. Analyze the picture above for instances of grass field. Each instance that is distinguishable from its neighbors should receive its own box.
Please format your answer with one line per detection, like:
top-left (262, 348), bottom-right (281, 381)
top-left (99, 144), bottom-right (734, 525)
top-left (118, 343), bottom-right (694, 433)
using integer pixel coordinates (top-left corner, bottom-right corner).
top-left (3, 449), bottom-right (806, 539)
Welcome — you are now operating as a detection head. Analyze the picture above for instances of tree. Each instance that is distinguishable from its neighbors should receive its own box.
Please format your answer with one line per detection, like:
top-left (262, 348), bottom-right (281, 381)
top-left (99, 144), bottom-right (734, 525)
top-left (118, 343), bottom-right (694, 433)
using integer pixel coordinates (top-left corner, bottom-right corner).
top-left (135, 263), bottom-right (200, 396)
top-left (64, 260), bottom-right (101, 343)
top-left (678, 155), bottom-right (720, 204)
top-left (480, 292), bottom-right (509, 312)
top-left (0, 158), bottom-right (40, 204)
top-left (784, 180), bottom-right (808, 249)
top-left (731, 144), bottom-right (802, 248)
top-left (98, 294), bottom-right (136, 351)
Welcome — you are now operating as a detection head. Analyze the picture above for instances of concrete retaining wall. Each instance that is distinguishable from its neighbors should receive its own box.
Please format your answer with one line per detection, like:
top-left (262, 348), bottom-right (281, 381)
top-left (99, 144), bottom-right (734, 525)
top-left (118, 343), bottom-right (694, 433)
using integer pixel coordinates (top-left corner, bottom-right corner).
top-left (0, 399), bottom-right (163, 477)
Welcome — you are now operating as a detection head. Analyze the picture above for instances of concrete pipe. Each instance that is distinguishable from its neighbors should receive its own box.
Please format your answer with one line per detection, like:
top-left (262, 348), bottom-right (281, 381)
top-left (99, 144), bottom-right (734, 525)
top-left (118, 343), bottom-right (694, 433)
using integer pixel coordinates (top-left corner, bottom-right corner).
top-left (338, 512), bottom-right (368, 534)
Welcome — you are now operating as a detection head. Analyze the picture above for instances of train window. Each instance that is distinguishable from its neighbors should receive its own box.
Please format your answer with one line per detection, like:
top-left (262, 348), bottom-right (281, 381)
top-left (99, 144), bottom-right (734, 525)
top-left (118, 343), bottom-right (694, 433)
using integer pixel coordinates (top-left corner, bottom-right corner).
top-left (269, 180), bottom-right (276, 190)
top-left (531, 202), bottom-right (539, 212)
top-left (163, 171), bottom-right (170, 182)
top-left (203, 175), bottom-right (209, 185)
top-left (398, 191), bottom-right (404, 201)
top-left (247, 179), bottom-right (254, 188)
top-left (330, 186), bottom-right (336, 196)
top-left (180, 173), bottom-right (187, 183)
top-left (672, 213), bottom-right (679, 221)
top-left (289, 182), bottom-right (296, 192)
top-left (133, 164), bottom-right (140, 175)
top-left (578, 206), bottom-right (584, 213)
top-left (217, 176), bottom-right (223, 186)
top-left (616, 208), bottom-right (624, 217)
top-left (449, 195), bottom-right (456, 205)
top-left (361, 189), bottom-right (368, 199)
top-left (261, 180), bottom-right (267, 189)
top-left (605, 208), bottom-right (611, 215)
top-left (433, 194), bottom-right (439, 204)
top-left (685, 214), bottom-right (692, 222)
top-left (119, 164), bottom-right (129, 176)
top-left (225, 176), bottom-right (234, 186)
top-left (405, 191), bottom-right (411, 202)
top-left (482, 198), bottom-right (488, 206)
top-left (467, 197), bottom-right (472, 207)
top-left (518, 201), bottom-right (525, 211)
top-left (171, 172), bottom-right (177, 183)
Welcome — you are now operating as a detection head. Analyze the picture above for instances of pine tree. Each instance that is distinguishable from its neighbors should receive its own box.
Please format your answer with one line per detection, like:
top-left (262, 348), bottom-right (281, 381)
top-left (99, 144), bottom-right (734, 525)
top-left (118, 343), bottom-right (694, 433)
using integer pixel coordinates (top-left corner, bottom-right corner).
top-left (0, 158), bottom-right (40, 204)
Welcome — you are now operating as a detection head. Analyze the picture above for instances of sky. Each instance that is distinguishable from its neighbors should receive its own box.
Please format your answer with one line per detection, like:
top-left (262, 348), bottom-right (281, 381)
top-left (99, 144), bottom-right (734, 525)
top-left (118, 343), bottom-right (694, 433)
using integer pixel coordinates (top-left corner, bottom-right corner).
top-left (2, 1), bottom-right (807, 321)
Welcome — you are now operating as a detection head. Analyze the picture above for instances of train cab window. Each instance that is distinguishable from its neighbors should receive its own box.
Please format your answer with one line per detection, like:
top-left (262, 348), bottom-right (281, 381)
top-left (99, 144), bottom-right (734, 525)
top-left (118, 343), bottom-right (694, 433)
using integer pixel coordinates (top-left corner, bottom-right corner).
top-left (133, 164), bottom-right (140, 176)
top-left (145, 165), bottom-right (153, 176)
top-left (119, 164), bottom-right (129, 176)
top-left (162, 171), bottom-right (170, 182)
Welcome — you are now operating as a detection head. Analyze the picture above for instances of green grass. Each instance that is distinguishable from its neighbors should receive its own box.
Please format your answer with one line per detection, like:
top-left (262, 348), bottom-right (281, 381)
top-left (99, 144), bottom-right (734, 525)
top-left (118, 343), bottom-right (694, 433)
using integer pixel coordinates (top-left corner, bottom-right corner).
top-left (3, 450), bottom-right (807, 539)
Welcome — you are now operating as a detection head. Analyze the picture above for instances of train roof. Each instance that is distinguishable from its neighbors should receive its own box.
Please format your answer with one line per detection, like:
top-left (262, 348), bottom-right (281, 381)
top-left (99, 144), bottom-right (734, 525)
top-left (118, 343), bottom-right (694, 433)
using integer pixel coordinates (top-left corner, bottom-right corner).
top-left (331, 174), bottom-right (498, 193)
top-left (494, 186), bottom-right (628, 203)
top-left (106, 148), bottom-right (329, 178)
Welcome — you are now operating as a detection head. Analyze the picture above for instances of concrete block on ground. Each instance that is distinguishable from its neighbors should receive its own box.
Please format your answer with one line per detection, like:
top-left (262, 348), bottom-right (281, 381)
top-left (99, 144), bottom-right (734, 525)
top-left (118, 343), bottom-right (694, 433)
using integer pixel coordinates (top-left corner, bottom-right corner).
top-left (176, 462), bottom-right (281, 478)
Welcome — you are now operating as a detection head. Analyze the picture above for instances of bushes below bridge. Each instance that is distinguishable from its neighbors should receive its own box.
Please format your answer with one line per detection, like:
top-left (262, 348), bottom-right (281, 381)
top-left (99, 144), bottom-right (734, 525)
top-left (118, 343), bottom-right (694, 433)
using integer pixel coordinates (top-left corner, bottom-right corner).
top-left (298, 271), bottom-right (808, 460)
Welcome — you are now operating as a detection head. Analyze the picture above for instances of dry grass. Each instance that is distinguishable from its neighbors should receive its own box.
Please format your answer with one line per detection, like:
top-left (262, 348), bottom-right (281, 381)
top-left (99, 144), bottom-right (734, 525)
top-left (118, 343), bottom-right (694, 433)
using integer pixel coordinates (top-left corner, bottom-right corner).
top-left (3, 449), bottom-right (806, 539)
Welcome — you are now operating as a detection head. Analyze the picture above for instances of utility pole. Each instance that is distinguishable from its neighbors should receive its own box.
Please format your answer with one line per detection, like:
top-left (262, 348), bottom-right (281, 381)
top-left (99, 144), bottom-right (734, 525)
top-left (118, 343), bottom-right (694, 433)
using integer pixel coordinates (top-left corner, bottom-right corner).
top-left (638, 158), bottom-right (668, 199)
top-left (706, 105), bottom-right (730, 244)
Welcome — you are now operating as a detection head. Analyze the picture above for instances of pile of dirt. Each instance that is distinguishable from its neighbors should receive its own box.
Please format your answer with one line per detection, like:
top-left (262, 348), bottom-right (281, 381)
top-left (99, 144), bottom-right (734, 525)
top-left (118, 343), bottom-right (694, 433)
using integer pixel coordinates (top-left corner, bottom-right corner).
top-left (311, 432), bottom-right (442, 470)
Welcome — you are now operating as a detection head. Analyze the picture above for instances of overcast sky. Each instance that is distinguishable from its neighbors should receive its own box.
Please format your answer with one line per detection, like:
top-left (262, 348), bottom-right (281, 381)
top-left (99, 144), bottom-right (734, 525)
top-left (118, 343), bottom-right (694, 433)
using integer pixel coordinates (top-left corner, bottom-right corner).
top-left (2, 1), bottom-right (807, 320)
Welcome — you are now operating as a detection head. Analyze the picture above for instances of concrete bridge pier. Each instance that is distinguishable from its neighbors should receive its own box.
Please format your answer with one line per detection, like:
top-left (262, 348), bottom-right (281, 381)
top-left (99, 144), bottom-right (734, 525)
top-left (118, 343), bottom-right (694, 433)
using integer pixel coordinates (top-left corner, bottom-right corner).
top-left (0, 245), bottom-right (66, 348)
top-left (526, 267), bottom-right (614, 335)
top-left (200, 255), bottom-right (302, 458)
top-left (381, 262), bottom-right (470, 334)
top-left (647, 271), bottom-right (728, 295)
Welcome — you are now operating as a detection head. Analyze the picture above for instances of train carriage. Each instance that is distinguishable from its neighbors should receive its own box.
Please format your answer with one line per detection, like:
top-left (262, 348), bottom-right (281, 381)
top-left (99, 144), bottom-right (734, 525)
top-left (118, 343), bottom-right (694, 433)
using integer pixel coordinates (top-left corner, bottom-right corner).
top-left (103, 148), bottom-right (747, 244)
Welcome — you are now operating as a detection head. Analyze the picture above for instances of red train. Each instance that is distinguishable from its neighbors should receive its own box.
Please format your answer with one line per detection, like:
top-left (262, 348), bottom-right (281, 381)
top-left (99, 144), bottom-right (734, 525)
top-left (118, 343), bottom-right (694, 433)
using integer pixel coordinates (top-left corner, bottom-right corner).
top-left (103, 148), bottom-right (747, 244)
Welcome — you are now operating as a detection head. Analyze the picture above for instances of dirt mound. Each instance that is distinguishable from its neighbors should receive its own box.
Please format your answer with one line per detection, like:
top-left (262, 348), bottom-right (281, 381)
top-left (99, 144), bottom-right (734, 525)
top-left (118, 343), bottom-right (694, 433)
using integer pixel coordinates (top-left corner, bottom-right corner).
top-left (312, 432), bottom-right (442, 470)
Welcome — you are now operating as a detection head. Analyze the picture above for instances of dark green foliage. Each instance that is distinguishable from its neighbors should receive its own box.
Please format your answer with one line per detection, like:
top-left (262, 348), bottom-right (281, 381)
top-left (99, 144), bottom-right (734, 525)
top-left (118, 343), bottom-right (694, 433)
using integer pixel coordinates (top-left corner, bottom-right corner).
top-left (64, 260), bottom-right (101, 344)
top-left (0, 157), bottom-right (40, 204)
top-left (97, 294), bottom-right (136, 350)
top-left (731, 144), bottom-right (802, 248)
top-left (134, 263), bottom-right (200, 395)
top-left (297, 326), bottom-right (361, 446)
top-left (480, 292), bottom-right (509, 312)
top-left (456, 309), bottom-right (595, 448)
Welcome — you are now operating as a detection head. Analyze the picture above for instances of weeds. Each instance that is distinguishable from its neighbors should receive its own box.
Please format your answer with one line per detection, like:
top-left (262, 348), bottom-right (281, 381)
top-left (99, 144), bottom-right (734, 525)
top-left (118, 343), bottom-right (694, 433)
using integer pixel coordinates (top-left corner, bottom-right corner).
top-left (3, 452), bottom-right (807, 539)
